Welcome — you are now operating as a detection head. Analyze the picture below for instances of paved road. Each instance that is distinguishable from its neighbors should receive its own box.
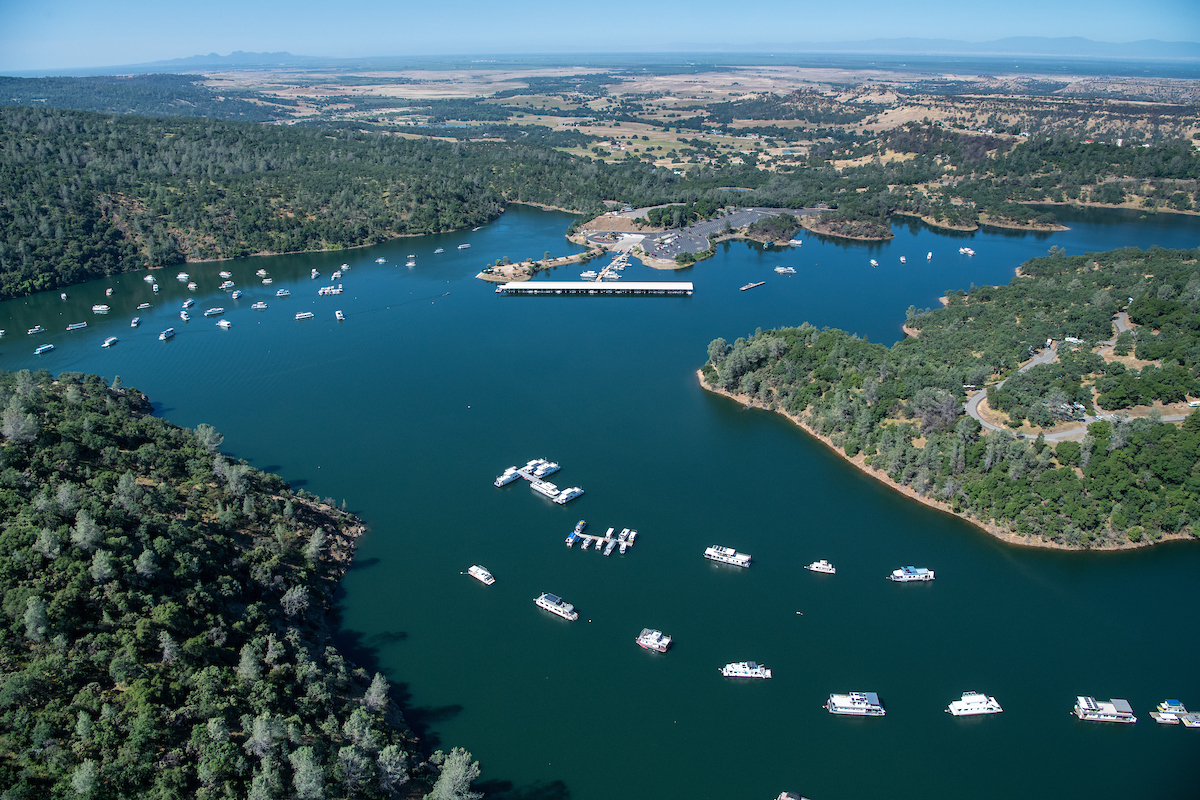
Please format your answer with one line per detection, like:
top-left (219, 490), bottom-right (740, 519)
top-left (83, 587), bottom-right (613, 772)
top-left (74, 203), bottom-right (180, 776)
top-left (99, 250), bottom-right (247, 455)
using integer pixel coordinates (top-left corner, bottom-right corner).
top-left (962, 313), bottom-right (1186, 442)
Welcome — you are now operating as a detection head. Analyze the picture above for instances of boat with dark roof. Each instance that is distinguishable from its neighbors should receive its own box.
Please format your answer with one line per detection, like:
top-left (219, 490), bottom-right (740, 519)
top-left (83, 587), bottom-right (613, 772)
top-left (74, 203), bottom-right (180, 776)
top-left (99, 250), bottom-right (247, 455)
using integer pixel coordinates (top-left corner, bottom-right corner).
top-left (704, 545), bottom-right (751, 567)
top-left (534, 593), bottom-right (578, 621)
top-left (826, 692), bottom-right (885, 716)
top-left (467, 565), bottom-right (495, 586)
top-left (1075, 696), bottom-right (1136, 723)
top-left (888, 566), bottom-right (934, 582)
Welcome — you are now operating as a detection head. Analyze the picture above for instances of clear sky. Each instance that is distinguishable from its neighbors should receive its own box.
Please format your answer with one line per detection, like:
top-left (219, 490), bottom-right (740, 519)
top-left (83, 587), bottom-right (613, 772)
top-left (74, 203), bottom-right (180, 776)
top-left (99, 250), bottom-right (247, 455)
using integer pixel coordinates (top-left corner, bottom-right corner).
top-left (0, 0), bottom-right (1197, 72)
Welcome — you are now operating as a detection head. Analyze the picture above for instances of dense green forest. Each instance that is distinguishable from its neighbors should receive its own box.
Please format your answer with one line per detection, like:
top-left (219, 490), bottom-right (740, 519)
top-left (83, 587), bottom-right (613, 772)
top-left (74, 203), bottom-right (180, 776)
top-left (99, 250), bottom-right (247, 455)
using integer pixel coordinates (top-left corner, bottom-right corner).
top-left (702, 246), bottom-right (1200, 547)
top-left (4, 103), bottom-right (1199, 301)
top-left (0, 370), bottom-right (481, 799)
top-left (0, 75), bottom-right (281, 122)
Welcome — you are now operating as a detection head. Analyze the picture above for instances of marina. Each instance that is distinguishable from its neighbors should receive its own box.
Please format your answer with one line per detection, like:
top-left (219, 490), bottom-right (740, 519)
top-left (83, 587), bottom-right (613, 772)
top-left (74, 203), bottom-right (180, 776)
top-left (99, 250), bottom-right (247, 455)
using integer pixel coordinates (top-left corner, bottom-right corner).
top-left (494, 458), bottom-right (584, 503)
top-left (496, 281), bottom-right (693, 296)
top-left (566, 523), bottom-right (640, 554)
top-left (5, 205), bottom-right (1198, 800)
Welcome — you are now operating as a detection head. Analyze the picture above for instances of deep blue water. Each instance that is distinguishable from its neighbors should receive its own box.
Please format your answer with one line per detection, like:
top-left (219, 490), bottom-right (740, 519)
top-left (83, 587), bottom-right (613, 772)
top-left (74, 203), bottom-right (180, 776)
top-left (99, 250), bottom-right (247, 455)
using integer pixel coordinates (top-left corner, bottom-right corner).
top-left (1, 205), bottom-right (1198, 800)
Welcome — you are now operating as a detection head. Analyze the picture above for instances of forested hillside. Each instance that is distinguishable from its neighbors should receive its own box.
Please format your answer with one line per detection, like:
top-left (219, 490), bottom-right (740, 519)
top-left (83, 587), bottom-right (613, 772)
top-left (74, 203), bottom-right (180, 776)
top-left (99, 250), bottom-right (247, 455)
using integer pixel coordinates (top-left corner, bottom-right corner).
top-left (0, 75), bottom-right (280, 122)
top-left (702, 246), bottom-right (1200, 547)
top-left (3, 103), bottom-right (1198, 301)
top-left (0, 370), bottom-right (480, 799)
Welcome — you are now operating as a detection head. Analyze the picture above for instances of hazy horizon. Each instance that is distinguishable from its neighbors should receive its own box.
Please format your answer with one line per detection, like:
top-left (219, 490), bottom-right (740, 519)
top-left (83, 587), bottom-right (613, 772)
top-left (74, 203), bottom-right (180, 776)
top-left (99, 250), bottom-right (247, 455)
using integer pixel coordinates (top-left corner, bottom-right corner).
top-left (2, 0), bottom-right (1197, 73)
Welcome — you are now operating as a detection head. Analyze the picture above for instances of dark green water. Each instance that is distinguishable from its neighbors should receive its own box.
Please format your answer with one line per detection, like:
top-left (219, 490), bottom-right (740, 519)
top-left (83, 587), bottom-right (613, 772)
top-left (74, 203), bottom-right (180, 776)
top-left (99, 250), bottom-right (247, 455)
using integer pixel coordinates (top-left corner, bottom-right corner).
top-left (2, 205), bottom-right (1198, 800)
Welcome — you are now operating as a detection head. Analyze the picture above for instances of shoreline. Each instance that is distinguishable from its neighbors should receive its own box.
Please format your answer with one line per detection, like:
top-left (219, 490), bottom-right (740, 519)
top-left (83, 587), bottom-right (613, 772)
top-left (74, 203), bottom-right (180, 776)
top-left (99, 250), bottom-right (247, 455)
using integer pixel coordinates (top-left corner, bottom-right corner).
top-left (696, 370), bottom-right (1190, 551)
top-left (799, 215), bottom-right (894, 242)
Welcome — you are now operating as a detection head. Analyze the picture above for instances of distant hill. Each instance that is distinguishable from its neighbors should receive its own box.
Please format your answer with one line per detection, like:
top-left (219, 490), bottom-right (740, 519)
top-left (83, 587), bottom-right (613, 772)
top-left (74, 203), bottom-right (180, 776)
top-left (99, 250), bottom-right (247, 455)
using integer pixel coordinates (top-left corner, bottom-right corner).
top-left (10, 38), bottom-right (1199, 79)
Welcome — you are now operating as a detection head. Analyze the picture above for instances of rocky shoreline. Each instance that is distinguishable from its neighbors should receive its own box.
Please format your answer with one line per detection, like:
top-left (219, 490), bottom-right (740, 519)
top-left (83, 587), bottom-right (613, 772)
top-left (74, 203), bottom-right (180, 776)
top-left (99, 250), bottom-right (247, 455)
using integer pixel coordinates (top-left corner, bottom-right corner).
top-left (697, 370), bottom-right (1190, 551)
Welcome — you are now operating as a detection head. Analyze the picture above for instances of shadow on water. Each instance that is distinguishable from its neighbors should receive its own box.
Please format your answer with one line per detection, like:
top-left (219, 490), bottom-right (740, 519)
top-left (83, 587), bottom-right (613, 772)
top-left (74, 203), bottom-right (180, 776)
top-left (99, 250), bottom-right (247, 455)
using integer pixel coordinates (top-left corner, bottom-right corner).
top-left (475, 779), bottom-right (572, 800)
top-left (345, 556), bottom-right (381, 571)
top-left (400, 701), bottom-right (464, 752)
top-left (327, 584), bottom-right (460, 751)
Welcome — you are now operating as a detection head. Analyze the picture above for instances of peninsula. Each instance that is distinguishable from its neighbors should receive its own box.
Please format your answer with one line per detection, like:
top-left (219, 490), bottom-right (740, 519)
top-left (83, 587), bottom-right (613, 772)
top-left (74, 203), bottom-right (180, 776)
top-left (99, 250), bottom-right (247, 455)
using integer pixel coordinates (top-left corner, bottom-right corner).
top-left (0, 370), bottom-right (474, 797)
top-left (700, 245), bottom-right (1200, 550)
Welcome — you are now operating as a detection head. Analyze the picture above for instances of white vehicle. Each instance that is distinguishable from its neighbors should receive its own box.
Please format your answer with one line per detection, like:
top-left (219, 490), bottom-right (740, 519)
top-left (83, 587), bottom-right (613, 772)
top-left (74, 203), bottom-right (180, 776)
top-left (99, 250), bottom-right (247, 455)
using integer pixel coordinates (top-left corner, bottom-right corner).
top-left (826, 692), bottom-right (885, 716)
top-left (216, 319), bottom-right (232, 329)
top-left (494, 467), bottom-right (521, 487)
top-left (1150, 699), bottom-right (1189, 724)
top-left (947, 692), bottom-right (1003, 716)
top-left (636, 629), bottom-right (671, 653)
top-left (91, 304), bottom-right (110, 313)
top-left (1074, 696), bottom-right (1136, 723)
top-left (101, 336), bottom-right (118, 348)
top-left (704, 545), bottom-right (751, 568)
top-left (805, 560), bottom-right (836, 574)
top-left (467, 565), bottom-right (495, 586)
top-left (534, 593), bottom-right (578, 621)
top-left (720, 662), bottom-right (771, 679)
top-left (888, 566), bottom-right (934, 582)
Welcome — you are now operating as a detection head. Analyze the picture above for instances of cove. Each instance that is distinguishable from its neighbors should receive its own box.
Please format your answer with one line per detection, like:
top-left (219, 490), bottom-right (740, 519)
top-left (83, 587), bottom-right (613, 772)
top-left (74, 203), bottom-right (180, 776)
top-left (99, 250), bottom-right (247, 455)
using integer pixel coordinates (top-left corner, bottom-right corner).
top-left (1, 204), bottom-right (1197, 800)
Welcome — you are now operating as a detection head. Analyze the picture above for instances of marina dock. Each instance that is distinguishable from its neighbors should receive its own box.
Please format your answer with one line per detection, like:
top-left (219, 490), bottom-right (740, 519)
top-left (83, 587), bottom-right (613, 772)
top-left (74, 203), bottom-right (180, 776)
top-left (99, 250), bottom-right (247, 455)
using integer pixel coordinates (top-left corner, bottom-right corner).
top-left (567, 523), bottom-right (638, 555)
top-left (494, 458), bottom-right (584, 504)
top-left (496, 281), bottom-right (693, 296)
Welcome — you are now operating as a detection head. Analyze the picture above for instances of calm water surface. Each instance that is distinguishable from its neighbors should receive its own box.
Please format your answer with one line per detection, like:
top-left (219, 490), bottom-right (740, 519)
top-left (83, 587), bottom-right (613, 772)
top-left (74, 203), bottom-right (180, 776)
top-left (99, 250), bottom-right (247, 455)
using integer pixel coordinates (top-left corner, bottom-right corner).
top-left (2, 205), bottom-right (1198, 800)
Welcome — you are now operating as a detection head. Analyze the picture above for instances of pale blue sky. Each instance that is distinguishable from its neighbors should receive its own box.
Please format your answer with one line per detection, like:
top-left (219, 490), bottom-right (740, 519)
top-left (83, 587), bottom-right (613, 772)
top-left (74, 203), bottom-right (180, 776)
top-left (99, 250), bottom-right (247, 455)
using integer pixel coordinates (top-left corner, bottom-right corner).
top-left (0, 0), bottom-right (1197, 72)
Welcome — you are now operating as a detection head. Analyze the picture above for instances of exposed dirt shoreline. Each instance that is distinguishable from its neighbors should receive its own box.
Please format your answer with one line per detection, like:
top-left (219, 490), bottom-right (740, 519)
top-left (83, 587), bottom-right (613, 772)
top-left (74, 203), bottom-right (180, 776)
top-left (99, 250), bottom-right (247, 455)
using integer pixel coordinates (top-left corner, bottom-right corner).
top-left (697, 370), bottom-right (1191, 551)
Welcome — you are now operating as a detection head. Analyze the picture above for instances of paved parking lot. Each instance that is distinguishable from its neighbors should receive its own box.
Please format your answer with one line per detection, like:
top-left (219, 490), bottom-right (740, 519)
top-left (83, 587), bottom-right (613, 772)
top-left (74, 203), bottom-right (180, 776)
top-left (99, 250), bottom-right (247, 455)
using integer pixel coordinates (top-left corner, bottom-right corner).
top-left (635, 207), bottom-right (821, 260)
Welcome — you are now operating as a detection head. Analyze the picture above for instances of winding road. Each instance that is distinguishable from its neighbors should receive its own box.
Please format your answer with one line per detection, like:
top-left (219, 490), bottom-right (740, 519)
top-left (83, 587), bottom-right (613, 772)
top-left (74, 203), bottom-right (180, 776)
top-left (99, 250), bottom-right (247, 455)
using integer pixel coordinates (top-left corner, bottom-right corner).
top-left (963, 313), bottom-right (1187, 442)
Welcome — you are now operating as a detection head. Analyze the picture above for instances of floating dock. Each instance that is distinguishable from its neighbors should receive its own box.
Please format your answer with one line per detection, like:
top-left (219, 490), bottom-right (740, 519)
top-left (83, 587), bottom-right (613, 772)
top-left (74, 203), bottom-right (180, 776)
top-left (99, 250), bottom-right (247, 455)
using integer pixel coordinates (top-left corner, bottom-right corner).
top-left (497, 281), bottom-right (693, 296)
top-left (494, 458), bottom-right (584, 504)
top-left (568, 526), bottom-right (638, 555)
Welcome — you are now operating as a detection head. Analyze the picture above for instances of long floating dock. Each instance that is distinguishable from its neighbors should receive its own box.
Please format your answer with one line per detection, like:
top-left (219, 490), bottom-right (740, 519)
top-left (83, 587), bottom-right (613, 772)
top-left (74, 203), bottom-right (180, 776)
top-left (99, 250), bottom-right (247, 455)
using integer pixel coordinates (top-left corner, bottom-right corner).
top-left (496, 281), bottom-right (693, 296)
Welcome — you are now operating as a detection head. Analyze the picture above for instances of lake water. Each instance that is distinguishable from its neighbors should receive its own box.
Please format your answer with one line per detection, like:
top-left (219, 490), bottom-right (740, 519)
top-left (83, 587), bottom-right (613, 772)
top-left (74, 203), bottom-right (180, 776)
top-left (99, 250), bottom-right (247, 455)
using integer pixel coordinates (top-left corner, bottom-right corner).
top-left (2, 205), bottom-right (1198, 800)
